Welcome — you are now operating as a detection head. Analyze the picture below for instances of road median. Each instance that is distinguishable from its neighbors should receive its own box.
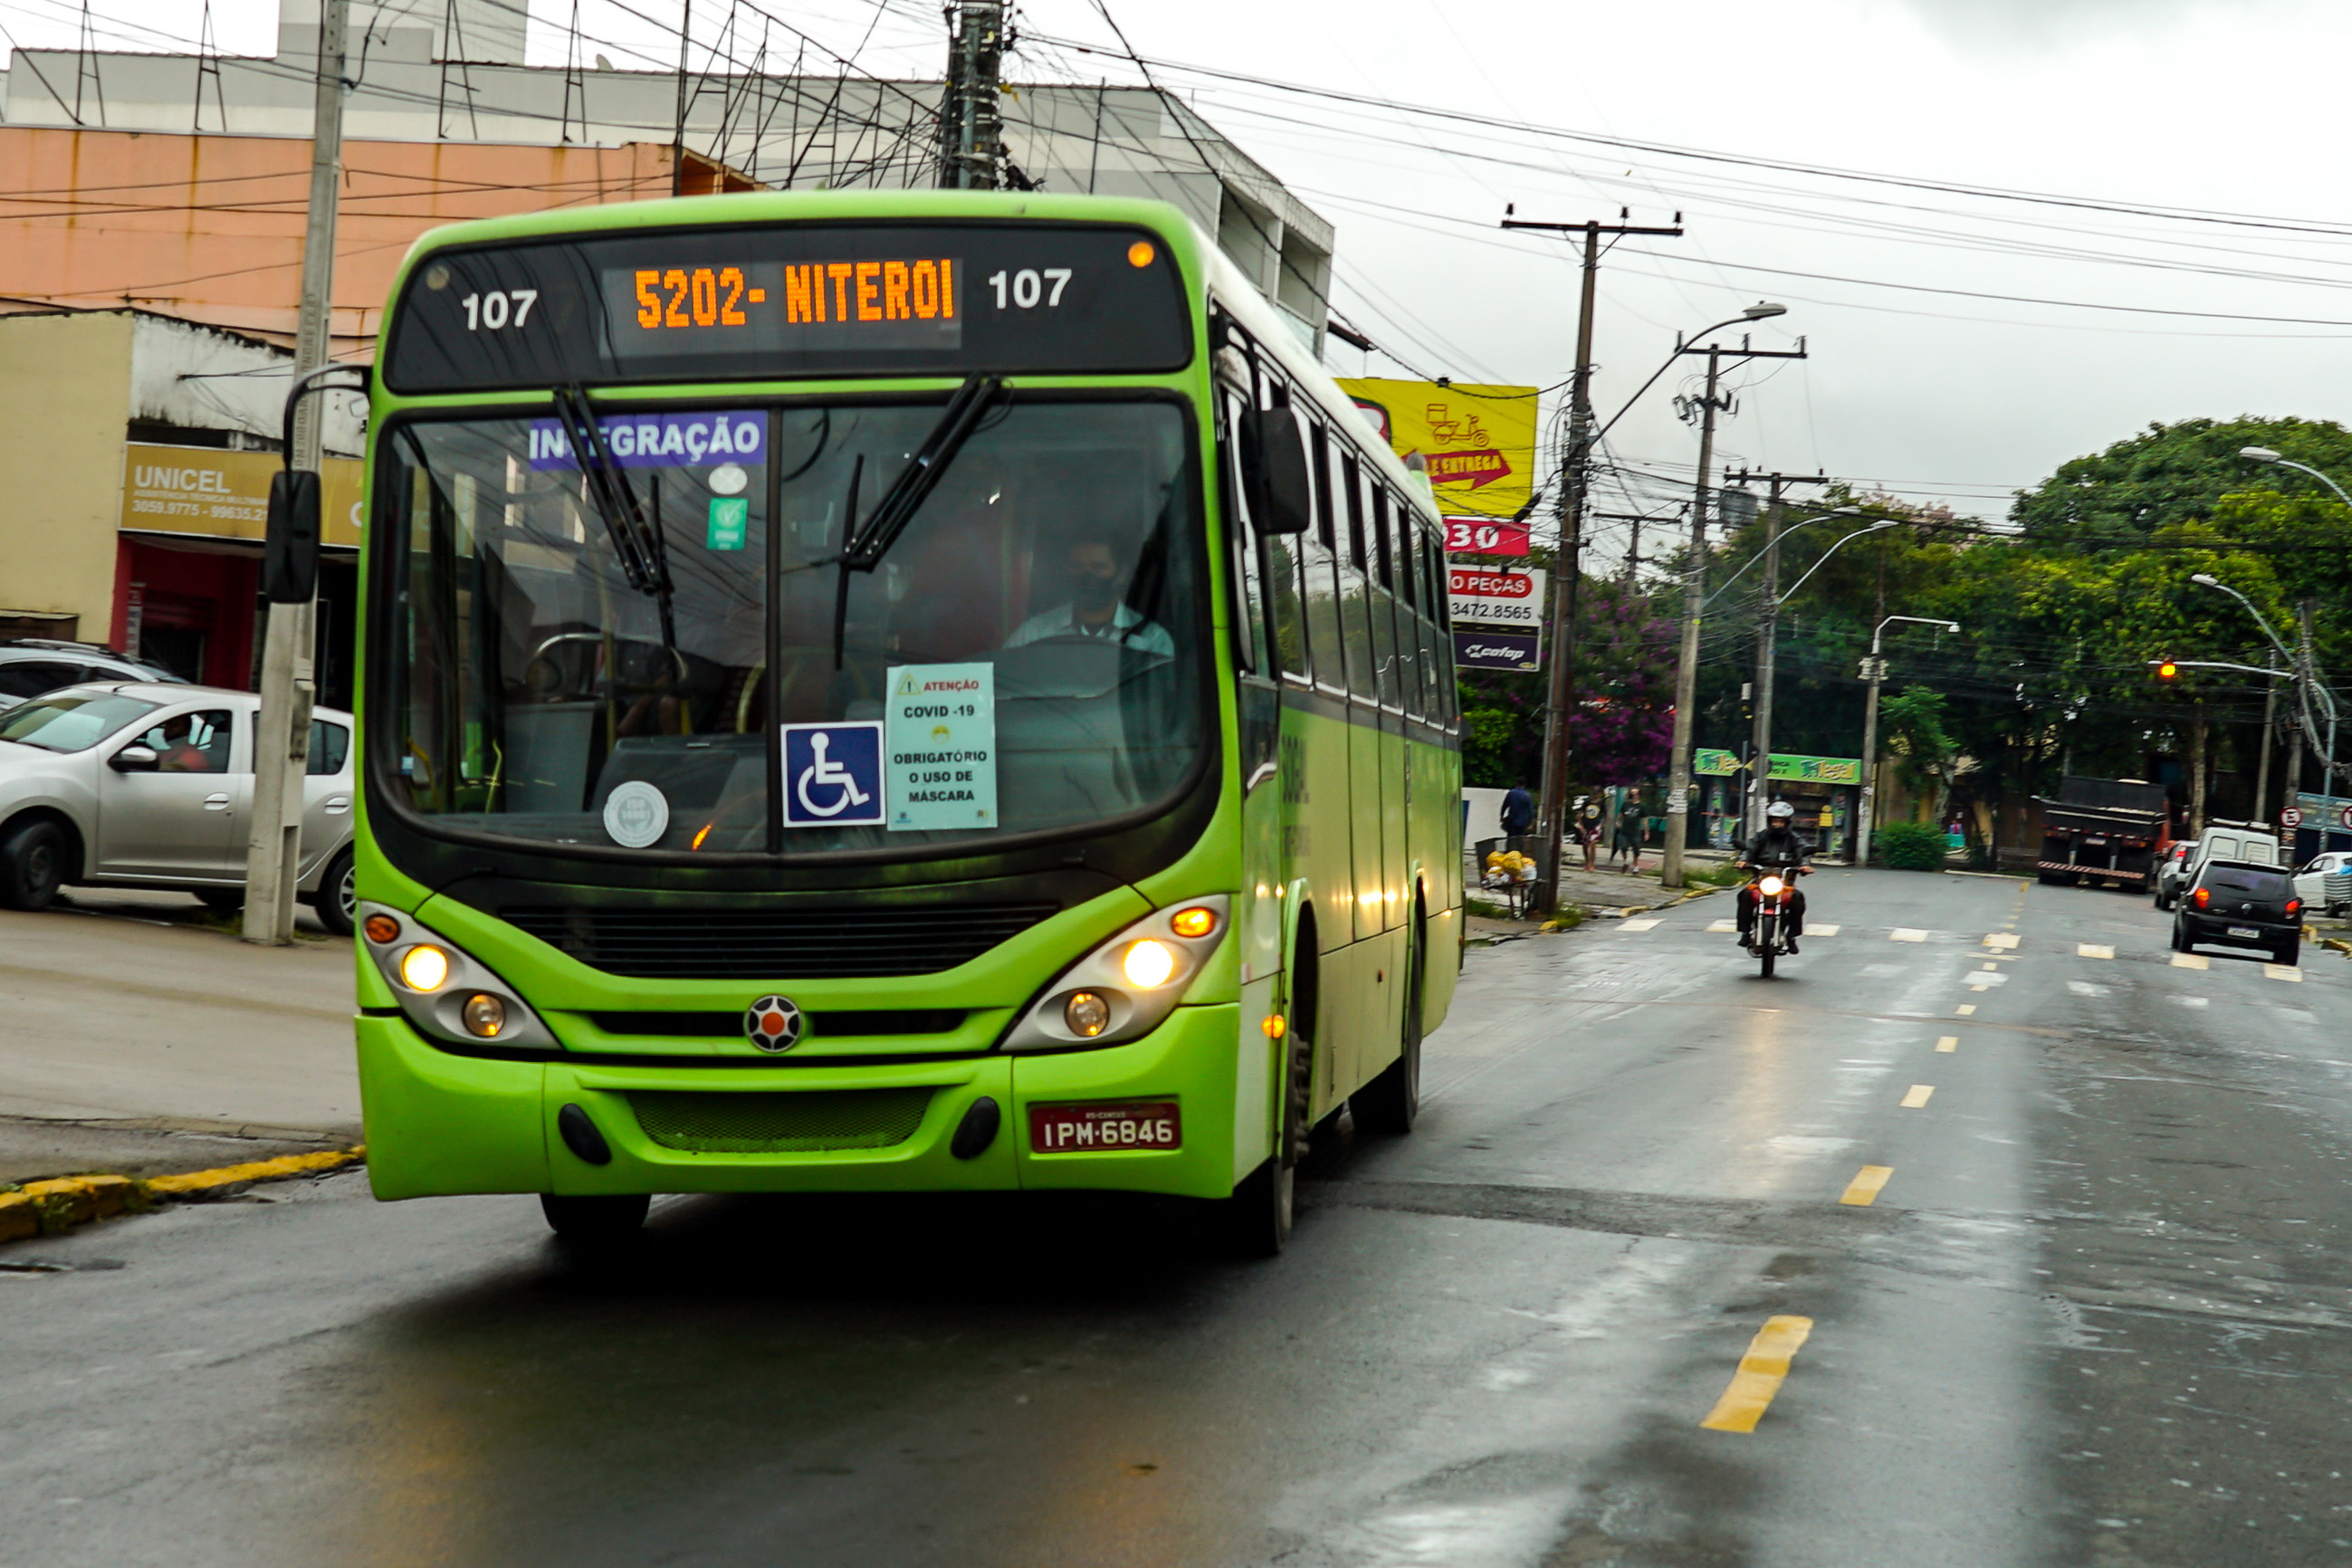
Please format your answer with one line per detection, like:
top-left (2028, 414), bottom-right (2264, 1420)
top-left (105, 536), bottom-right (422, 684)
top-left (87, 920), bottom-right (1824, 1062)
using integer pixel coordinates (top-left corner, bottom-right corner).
top-left (0, 1147), bottom-right (365, 1244)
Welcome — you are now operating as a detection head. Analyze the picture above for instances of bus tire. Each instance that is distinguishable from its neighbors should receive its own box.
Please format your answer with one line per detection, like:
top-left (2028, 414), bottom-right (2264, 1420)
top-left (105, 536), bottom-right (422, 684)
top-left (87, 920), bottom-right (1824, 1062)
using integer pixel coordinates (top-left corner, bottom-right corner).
top-left (1218, 923), bottom-right (1317, 1257)
top-left (1353, 896), bottom-right (1425, 1136)
top-left (540, 1193), bottom-right (649, 1244)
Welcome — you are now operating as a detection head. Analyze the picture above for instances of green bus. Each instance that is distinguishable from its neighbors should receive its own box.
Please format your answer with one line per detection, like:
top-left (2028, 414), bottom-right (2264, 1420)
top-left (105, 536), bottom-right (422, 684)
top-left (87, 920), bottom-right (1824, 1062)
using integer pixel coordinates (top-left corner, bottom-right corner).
top-left (349, 189), bottom-right (1463, 1252)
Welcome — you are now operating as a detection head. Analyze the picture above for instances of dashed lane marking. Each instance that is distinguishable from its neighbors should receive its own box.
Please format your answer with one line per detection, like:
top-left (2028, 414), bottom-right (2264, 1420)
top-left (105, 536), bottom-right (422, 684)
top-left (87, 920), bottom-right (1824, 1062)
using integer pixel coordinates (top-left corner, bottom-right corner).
top-left (1809, 924), bottom-right (1841, 936)
top-left (1936, 1036), bottom-right (1958, 1052)
top-left (2175, 995), bottom-right (2209, 1009)
top-left (2067, 980), bottom-right (2111, 997)
top-left (1700, 1315), bottom-right (1815, 1434)
top-left (1980, 961), bottom-right (1999, 970)
top-left (1890, 928), bottom-right (1928, 942)
top-left (2170, 952), bottom-right (2208, 970)
top-left (1707, 919), bottom-right (1737, 933)
top-left (1620, 919), bottom-right (1662, 932)
top-left (1899, 1084), bottom-right (1936, 1108)
top-left (1839, 1165), bottom-right (1894, 1206)
top-left (2078, 944), bottom-right (2114, 960)
top-left (2268, 964), bottom-right (2305, 983)
top-left (1955, 1004), bottom-right (1976, 1016)
top-left (1984, 932), bottom-right (2019, 950)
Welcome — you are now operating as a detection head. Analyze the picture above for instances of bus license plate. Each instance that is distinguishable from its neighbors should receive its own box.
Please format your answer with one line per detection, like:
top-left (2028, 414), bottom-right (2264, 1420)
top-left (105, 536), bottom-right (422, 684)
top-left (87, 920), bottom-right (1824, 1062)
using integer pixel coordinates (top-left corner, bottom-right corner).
top-left (2228, 925), bottom-right (2261, 939)
top-left (1028, 1100), bottom-right (1181, 1153)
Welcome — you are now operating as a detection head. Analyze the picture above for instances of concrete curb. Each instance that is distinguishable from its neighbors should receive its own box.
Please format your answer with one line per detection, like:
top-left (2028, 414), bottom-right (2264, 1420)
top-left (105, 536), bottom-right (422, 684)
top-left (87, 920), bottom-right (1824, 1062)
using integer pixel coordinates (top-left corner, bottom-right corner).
top-left (0, 1146), bottom-right (364, 1245)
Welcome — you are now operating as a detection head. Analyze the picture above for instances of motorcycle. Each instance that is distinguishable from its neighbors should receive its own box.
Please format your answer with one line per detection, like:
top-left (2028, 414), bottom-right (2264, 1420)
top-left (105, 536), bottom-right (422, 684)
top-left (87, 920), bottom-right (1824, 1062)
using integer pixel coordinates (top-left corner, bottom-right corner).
top-left (1745, 861), bottom-right (1812, 979)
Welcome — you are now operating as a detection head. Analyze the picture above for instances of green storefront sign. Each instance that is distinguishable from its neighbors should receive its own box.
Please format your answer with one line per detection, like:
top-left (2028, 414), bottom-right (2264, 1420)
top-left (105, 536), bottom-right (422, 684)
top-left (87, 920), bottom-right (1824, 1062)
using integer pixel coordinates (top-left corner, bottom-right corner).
top-left (1690, 751), bottom-right (1860, 784)
top-left (1766, 753), bottom-right (1862, 785)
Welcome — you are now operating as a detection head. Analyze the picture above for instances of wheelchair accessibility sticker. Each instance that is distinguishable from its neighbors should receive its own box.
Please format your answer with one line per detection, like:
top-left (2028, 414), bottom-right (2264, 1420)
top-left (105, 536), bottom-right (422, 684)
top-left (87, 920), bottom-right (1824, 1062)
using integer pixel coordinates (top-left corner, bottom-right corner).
top-left (780, 721), bottom-right (884, 827)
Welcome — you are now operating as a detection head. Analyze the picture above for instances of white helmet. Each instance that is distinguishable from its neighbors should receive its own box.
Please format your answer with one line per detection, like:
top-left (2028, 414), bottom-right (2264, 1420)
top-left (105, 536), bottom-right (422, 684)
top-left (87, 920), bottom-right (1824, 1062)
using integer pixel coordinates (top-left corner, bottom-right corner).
top-left (1766, 800), bottom-right (1797, 820)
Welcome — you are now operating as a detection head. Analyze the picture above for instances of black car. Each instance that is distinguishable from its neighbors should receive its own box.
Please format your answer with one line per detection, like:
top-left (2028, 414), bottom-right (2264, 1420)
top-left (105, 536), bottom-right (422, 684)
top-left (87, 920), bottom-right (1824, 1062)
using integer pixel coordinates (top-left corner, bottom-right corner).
top-left (2172, 859), bottom-right (2303, 965)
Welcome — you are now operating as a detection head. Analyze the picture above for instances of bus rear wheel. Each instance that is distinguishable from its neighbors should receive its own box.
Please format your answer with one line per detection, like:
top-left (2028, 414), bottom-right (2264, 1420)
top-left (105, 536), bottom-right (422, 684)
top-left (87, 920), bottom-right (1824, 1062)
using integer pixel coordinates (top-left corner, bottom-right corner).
top-left (540, 1193), bottom-right (649, 1244)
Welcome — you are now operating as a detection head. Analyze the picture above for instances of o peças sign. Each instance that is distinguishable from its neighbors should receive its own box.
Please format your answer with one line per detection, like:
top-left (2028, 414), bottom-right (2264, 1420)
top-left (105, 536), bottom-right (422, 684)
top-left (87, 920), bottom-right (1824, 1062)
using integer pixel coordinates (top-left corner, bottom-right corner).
top-left (1447, 566), bottom-right (1545, 629)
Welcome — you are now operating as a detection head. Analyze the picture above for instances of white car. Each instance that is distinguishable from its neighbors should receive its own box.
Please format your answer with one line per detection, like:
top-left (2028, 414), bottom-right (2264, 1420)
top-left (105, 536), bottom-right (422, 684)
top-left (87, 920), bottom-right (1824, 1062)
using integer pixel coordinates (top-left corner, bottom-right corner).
top-left (2292, 850), bottom-right (2352, 918)
top-left (0, 682), bottom-right (357, 934)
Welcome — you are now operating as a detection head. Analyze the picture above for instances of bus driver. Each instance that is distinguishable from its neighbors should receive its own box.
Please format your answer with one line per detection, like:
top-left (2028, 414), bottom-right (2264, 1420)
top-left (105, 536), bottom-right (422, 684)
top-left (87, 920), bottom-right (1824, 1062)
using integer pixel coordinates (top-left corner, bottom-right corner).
top-left (1006, 532), bottom-right (1174, 656)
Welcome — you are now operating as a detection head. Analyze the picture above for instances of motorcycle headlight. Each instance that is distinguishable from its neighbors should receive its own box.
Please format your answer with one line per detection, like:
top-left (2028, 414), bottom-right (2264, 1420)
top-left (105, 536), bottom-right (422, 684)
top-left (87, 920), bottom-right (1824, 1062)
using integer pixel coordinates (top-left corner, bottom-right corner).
top-left (1003, 895), bottom-right (1232, 1051)
top-left (1759, 875), bottom-right (1785, 896)
top-left (358, 901), bottom-right (557, 1051)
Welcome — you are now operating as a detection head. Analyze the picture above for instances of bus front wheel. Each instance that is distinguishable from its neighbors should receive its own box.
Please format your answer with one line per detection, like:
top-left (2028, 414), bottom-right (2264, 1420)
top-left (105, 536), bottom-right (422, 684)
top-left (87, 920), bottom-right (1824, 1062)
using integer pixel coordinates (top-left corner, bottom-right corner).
top-left (540, 1193), bottom-right (649, 1244)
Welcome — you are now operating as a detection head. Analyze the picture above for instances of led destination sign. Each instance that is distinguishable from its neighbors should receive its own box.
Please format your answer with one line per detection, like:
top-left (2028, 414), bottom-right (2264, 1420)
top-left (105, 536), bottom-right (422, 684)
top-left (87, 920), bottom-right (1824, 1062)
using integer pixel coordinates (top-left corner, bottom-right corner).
top-left (383, 222), bottom-right (1188, 393)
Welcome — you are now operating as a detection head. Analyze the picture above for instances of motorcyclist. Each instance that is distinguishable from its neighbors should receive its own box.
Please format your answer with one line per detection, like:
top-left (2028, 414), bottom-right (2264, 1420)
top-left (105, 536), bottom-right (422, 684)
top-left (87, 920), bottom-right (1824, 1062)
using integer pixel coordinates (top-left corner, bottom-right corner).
top-left (1735, 799), bottom-right (1812, 952)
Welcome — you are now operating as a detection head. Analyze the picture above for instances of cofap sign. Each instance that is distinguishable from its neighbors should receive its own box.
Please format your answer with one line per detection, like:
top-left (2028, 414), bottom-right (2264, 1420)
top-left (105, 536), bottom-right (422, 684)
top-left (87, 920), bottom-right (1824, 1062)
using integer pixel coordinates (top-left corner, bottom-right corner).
top-left (1448, 566), bottom-right (1546, 628)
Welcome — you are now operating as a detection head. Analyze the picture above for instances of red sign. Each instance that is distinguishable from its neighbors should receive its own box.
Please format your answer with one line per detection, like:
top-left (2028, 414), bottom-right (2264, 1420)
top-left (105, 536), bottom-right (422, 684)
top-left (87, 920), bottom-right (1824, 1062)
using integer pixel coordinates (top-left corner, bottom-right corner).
top-left (1028, 1100), bottom-right (1182, 1153)
top-left (1444, 519), bottom-right (1531, 556)
top-left (1423, 448), bottom-right (1512, 490)
top-left (2283, 807), bottom-right (2303, 828)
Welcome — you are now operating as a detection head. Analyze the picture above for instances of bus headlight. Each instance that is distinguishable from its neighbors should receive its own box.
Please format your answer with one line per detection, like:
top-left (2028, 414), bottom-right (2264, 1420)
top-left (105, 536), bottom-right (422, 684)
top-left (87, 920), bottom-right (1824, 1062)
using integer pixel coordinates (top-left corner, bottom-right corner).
top-left (1003, 895), bottom-right (1232, 1051)
top-left (358, 902), bottom-right (556, 1052)
top-left (1122, 940), bottom-right (1179, 989)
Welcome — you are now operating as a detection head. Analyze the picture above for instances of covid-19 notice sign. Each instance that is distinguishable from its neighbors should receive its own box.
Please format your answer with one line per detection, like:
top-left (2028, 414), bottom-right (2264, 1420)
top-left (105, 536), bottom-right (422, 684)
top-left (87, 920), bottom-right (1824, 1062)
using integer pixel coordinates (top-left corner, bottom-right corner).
top-left (884, 664), bottom-right (998, 832)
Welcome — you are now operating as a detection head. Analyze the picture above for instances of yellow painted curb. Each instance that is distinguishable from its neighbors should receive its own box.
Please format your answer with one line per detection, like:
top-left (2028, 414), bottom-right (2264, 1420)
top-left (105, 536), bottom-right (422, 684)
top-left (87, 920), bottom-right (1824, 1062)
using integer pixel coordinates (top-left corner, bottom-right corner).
top-left (0, 1146), bottom-right (364, 1246)
top-left (145, 1146), bottom-right (366, 1195)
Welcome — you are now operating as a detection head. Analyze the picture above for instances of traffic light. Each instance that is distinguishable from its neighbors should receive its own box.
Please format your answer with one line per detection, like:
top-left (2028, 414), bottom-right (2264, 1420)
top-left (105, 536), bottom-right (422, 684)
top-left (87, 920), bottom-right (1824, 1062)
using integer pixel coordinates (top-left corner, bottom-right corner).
top-left (2156, 657), bottom-right (2178, 681)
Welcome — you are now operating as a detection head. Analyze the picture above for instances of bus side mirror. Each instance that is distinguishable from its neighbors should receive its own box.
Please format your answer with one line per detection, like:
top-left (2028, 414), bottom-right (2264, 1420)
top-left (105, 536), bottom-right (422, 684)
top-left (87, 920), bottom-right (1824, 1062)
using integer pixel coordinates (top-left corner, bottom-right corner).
top-left (1241, 406), bottom-right (1313, 535)
top-left (264, 469), bottom-right (322, 604)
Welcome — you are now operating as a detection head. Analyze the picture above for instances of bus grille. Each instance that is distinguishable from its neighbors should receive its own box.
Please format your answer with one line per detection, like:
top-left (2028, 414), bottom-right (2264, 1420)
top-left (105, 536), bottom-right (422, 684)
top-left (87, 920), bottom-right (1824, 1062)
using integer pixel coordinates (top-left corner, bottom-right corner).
top-left (502, 904), bottom-right (1056, 979)
top-left (627, 1088), bottom-right (933, 1152)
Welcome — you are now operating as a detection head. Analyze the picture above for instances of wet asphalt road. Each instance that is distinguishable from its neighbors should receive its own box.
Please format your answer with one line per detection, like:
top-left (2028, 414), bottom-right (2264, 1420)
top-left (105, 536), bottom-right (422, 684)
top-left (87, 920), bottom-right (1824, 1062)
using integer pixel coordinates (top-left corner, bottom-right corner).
top-left (6, 867), bottom-right (2352, 1568)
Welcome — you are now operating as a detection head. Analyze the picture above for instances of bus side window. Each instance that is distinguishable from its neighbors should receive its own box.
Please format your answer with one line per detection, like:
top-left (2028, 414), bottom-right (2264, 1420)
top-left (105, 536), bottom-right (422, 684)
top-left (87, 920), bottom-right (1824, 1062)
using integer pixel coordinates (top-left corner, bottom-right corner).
top-left (1368, 488), bottom-right (1402, 710)
top-left (1338, 454), bottom-right (1374, 701)
top-left (1427, 535), bottom-right (1458, 722)
top-left (1304, 427), bottom-right (1347, 696)
top-left (1262, 395), bottom-right (1312, 686)
top-left (1219, 389), bottom-right (1268, 676)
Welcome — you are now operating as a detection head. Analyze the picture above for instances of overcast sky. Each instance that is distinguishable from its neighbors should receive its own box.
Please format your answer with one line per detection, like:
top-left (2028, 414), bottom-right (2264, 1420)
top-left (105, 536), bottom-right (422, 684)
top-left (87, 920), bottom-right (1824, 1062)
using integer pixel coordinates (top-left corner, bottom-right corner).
top-left (9, 0), bottom-right (2351, 552)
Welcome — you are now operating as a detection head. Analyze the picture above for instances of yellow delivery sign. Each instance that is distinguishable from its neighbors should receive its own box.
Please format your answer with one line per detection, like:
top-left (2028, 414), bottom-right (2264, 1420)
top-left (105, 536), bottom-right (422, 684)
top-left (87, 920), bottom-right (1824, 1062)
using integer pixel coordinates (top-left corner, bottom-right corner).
top-left (1334, 378), bottom-right (1540, 520)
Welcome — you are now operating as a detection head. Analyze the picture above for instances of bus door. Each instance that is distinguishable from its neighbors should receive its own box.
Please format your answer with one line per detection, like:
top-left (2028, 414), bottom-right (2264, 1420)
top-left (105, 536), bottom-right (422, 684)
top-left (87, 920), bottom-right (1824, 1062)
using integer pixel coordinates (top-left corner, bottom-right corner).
top-left (1370, 486), bottom-right (1409, 932)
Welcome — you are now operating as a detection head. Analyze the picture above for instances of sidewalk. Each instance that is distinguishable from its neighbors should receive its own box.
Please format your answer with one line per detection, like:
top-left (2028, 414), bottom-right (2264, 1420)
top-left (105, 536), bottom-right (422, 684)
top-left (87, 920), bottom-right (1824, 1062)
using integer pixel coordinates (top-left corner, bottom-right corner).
top-left (1463, 845), bottom-right (1743, 941)
top-left (0, 887), bottom-right (359, 1181)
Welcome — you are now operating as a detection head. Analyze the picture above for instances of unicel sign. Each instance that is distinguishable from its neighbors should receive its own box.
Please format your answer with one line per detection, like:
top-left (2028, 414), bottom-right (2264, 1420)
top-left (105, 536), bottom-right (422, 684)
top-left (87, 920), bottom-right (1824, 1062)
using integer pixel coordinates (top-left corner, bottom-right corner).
top-left (1447, 566), bottom-right (1546, 628)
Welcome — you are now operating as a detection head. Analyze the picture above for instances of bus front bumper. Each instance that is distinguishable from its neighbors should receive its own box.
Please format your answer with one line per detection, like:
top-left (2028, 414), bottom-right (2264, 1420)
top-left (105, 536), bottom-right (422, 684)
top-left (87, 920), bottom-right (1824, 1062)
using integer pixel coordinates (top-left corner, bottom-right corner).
top-left (355, 1005), bottom-right (1244, 1202)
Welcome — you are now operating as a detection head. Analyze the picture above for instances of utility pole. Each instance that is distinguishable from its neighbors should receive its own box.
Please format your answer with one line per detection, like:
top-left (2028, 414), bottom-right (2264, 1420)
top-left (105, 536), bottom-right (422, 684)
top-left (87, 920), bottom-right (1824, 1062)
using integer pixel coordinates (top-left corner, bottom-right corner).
top-left (1659, 333), bottom-right (1808, 888)
top-left (1598, 510), bottom-right (1675, 588)
top-left (1499, 210), bottom-right (1683, 913)
top-left (242, 0), bottom-right (344, 945)
top-left (1725, 469), bottom-right (1828, 837)
top-left (669, 0), bottom-right (693, 195)
top-left (937, 1), bottom-right (1007, 189)
top-left (2254, 678), bottom-right (2276, 829)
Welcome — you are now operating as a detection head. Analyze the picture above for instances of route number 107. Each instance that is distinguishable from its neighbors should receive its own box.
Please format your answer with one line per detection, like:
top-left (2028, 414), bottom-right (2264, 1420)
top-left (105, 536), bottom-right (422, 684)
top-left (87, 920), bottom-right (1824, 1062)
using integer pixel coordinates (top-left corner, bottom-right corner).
top-left (987, 268), bottom-right (1073, 310)
top-left (459, 289), bottom-right (538, 330)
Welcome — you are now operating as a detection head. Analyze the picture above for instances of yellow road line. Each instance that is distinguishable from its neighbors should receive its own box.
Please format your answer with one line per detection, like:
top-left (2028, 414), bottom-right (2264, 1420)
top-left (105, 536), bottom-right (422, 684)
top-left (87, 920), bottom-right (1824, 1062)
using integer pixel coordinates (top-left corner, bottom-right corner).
top-left (1900, 1084), bottom-right (1936, 1108)
top-left (1839, 1165), bottom-right (1894, 1206)
top-left (2170, 952), bottom-right (2208, 970)
top-left (1984, 932), bottom-right (2018, 949)
top-left (1955, 1004), bottom-right (1976, 1016)
top-left (2078, 943), bottom-right (2114, 960)
top-left (1701, 1315), bottom-right (1815, 1433)
top-left (1936, 1036), bottom-right (1958, 1052)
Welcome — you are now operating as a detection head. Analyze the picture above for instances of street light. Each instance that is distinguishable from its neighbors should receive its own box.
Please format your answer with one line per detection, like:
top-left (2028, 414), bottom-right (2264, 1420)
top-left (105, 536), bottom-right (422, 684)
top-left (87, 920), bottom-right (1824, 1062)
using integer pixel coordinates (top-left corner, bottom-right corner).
top-left (1854, 614), bottom-right (1962, 865)
top-left (1700, 507), bottom-right (1863, 610)
top-left (2240, 446), bottom-right (2352, 509)
top-left (1639, 305), bottom-right (1803, 887)
top-left (1772, 519), bottom-right (1900, 607)
top-left (2190, 569), bottom-right (2338, 843)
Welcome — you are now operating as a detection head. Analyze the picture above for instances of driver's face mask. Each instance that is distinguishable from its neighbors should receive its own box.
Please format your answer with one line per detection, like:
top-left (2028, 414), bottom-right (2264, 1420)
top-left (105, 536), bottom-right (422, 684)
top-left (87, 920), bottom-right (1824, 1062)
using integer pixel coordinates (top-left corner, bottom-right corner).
top-left (1069, 567), bottom-right (1122, 612)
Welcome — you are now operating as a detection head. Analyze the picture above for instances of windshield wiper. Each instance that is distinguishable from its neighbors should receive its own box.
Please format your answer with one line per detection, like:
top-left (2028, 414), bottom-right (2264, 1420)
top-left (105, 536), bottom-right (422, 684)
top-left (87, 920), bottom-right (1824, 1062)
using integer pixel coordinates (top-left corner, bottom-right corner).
top-left (553, 383), bottom-right (677, 647)
top-left (827, 374), bottom-right (1005, 665)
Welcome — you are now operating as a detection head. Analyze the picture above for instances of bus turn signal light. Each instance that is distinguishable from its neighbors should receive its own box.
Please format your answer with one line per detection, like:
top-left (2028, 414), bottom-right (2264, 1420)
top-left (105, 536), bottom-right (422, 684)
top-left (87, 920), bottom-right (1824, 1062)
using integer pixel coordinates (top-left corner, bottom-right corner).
top-left (397, 943), bottom-right (452, 991)
top-left (1122, 940), bottom-right (1179, 989)
top-left (363, 913), bottom-right (401, 945)
top-left (1171, 906), bottom-right (1217, 938)
top-left (1065, 991), bottom-right (1110, 1037)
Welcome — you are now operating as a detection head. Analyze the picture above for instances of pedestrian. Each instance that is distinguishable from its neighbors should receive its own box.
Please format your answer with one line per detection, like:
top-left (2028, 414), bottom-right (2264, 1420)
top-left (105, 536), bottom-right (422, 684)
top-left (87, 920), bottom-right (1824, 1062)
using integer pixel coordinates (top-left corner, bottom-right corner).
top-left (1578, 798), bottom-right (1603, 872)
top-left (1499, 778), bottom-right (1535, 856)
top-left (1611, 798), bottom-right (1645, 872)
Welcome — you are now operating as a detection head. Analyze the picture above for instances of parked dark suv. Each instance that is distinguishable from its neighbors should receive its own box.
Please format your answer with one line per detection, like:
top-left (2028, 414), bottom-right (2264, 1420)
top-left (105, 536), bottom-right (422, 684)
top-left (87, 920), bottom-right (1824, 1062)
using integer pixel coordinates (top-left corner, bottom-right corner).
top-left (2172, 859), bottom-right (2303, 965)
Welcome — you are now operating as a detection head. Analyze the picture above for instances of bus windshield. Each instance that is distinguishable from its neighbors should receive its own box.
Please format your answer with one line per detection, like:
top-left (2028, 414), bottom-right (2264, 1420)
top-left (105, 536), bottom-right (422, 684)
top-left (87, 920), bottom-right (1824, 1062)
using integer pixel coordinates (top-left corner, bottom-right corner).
top-left (381, 397), bottom-right (1206, 858)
